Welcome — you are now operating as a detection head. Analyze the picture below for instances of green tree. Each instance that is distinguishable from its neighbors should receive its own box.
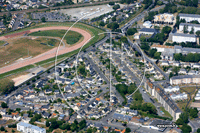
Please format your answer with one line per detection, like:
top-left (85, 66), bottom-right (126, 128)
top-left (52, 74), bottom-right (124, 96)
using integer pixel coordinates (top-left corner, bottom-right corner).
top-left (41, 17), bottom-right (46, 22)
top-left (0, 126), bottom-right (5, 131)
top-left (113, 4), bottom-right (120, 10)
top-left (120, 36), bottom-right (128, 43)
top-left (180, 124), bottom-right (192, 133)
top-left (127, 28), bottom-right (137, 35)
top-left (99, 21), bottom-right (105, 27)
top-left (125, 127), bottom-right (131, 132)
top-left (154, 52), bottom-right (161, 59)
top-left (189, 108), bottom-right (198, 118)
top-left (197, 128), bottom-right (200, 133)
top-left (1, 102), bottom-right (8, 108)
top-left (196, 30), bottom-right (200, 36)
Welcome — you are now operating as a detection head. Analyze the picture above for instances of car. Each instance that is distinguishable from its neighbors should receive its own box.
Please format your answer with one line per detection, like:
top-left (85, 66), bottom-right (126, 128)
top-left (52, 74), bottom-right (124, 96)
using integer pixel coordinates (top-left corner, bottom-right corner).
top-left (144, 91), bottom-right (146, 93)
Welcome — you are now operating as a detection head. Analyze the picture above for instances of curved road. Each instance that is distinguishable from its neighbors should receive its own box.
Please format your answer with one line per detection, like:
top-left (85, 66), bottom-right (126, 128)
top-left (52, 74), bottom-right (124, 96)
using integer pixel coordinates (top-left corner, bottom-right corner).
top-left (0, 26), bottom-right (91, 74)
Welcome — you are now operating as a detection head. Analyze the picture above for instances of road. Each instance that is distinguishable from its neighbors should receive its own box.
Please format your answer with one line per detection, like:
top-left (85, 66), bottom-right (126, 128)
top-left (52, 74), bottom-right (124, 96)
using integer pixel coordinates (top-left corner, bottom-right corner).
top-left (128, 40), bottom-right (169, 80)
top-left (12, 14), bottom-right (23, 31)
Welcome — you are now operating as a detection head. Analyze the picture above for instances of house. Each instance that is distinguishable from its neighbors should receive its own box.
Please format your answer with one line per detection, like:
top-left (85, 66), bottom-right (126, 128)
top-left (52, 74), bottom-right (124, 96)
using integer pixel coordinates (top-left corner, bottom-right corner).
top-left (160, 61), bottom-right (170, 66)
top-left (45, 89), bottom-right (52, 94)
top-left (164, 86), bottom-right (180, 93)
top-left (17, 122), bottom-right (46, 133)
top-left (2, 115), bottom-right (12, 120)
top-left (188, 70), bottom-right (196, 75)
top-left (179, 68), bottom-right (187, 75)
top-left (143, 21), bottom-right (152, 28)
top-left (112, 113), bottom-right (132, 122)
top-left (193, 63), bottom-right (200, 69)
top-left (64, 85), bottom-right (72, 92)
top-left (170, 92), bottom-right (187, 101)
top-left (42, 111), bottom-right (51, 118)
top-left (0, 109), bottom-right (6, 115)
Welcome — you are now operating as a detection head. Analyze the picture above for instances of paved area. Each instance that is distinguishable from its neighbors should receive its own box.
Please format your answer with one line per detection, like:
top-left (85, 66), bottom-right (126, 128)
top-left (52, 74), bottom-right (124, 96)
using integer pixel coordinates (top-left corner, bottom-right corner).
top-left (59, 4), bottom-right (119, 19)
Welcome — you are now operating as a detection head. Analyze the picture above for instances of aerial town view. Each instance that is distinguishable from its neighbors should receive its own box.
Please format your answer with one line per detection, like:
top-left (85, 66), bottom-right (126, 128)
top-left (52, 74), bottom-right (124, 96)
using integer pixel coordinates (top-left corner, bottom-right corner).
top-left (1, 0), bottom-right (200, 132)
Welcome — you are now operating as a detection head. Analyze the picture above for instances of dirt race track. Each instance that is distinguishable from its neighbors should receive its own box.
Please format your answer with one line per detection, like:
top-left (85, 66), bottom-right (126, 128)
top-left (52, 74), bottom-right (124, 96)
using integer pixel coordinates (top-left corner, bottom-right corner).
top-left (0, 26), bottom-right (91, 74)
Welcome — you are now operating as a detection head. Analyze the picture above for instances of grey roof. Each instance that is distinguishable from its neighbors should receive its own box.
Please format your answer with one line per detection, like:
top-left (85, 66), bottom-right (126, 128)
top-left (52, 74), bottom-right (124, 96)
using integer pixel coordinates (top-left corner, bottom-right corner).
top-left (171, 74), bottom-right (200, 80)
top-left (139, 28), bottom-right (157, 33)
top-left (171, 33), bottom-right (196, 37)
top-left (180, 23), bottom-right (200, 28)
top-left (179, 13), bottom-right (200, 18)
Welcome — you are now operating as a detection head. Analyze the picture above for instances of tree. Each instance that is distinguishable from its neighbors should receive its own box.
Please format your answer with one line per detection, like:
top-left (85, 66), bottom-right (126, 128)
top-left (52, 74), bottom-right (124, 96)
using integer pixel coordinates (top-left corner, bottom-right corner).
top-left (113, 4), bottom-right (120, 10)
top-left (99, 21), bottom-right (105, 27)
top-left (140, 36), bottom-right (146, 42)
top-left (183, 25), bottom-right (188, 33)
top-left (190, 27), bottom-right (194, 34)
top-left (127, 28), bottom-right (137, 35)
top-left (1, 102), bottom-right (8, 108)
top-left (189, 108), bottom-right (198, 118)
top-left (197, 128), bottom-right (200, 133)
top-left (154, 52), bottom-right (161, 60)
top-left (181, 124), bottom-right (192, 133)
top-left (196, 30), bottom-right (200, 36)
top-left (125, 127), bottom-right (131, 132)
top-left (112, 16), bottom-right (116, 21)
top-left (41, 17), bottom-right (46, 22)
top-left (109, 2), bottom-right (115, 5)
top-left (120, 36), bottom-right (128, 43)
top-left (0, 126), bottom-right (5, 131)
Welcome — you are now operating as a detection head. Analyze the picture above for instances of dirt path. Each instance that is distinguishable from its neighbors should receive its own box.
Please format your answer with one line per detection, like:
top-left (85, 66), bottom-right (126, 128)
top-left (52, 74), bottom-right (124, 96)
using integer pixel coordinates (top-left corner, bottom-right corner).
top-left (0, 26), bottom-right (91, 74)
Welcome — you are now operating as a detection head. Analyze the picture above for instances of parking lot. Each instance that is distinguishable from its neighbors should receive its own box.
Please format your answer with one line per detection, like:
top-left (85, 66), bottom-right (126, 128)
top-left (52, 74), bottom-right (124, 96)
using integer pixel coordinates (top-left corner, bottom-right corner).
top-left (59, 4), bottom-right (115, 19)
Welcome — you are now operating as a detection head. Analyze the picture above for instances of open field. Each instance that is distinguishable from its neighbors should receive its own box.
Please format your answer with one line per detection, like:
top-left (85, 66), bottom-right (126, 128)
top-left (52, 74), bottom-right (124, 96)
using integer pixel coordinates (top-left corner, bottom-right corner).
top-left (0, 22), bottom-right (105, 78)
top-left (0, 37), bottom-right (60, 67)
top-left (0, 40), bottom-right (5, 46)
top-left (28, 30), bottom-right (83, 45)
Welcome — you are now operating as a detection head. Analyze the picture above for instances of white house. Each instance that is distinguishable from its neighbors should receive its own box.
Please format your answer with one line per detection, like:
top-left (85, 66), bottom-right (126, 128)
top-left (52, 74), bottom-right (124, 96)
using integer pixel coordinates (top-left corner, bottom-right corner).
top-left (164, 86), bottom-right (180, 93)
top-left (170, 92), bottom-right (187, 101)
top-left (17, 122), bottom-right (46, 133)
top-left (143, 21), bottom-right (152, 28)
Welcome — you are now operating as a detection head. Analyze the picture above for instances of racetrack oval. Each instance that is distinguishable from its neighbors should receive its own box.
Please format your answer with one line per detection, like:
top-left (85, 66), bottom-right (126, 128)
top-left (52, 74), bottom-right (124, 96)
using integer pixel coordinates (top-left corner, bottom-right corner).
top-left (0, 26), bottom-right (91, 74)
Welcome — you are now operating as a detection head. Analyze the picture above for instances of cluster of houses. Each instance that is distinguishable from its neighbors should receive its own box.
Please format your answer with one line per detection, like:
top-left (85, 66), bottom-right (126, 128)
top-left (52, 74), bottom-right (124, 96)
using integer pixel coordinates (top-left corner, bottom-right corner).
top-left (164, 86), bottom-right (187, 101)
top-left (145, 60), bottom-right (165, 81)
top-left (151, 44), bottom-right (200, 61)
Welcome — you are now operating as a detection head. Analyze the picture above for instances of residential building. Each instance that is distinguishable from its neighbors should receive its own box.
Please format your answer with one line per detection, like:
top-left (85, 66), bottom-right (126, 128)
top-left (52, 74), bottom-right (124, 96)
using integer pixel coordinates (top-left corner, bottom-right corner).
top-left (179, 13), bottom-right (200, 23)
top-left (170, 75), bottom-right (200, 85)
top-left (169, 33), bottom-right (196, 43)
top-left (170, 92), bottom-right (187, 101)
top-left (144, 79), bottom-right (182, 121)
top-left (17, 122), bottom-right (46, 133)
top-left (179, 23), bottom-right (200, 33)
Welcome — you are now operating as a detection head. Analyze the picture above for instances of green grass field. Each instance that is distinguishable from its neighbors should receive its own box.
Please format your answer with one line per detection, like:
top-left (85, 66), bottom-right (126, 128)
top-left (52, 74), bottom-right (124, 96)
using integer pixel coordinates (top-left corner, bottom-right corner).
top-left (0, 40), bottom-right (6, 46)
top-left (0, 22), bottom-right (105, 79)
top-left (28, 30), bottom-right (83, 45)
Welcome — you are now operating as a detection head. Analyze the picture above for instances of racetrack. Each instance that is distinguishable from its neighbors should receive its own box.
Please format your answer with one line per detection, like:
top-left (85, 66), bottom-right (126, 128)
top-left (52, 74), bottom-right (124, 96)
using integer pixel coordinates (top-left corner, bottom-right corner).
top-left (0, 26), bottom-right (91, 74)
